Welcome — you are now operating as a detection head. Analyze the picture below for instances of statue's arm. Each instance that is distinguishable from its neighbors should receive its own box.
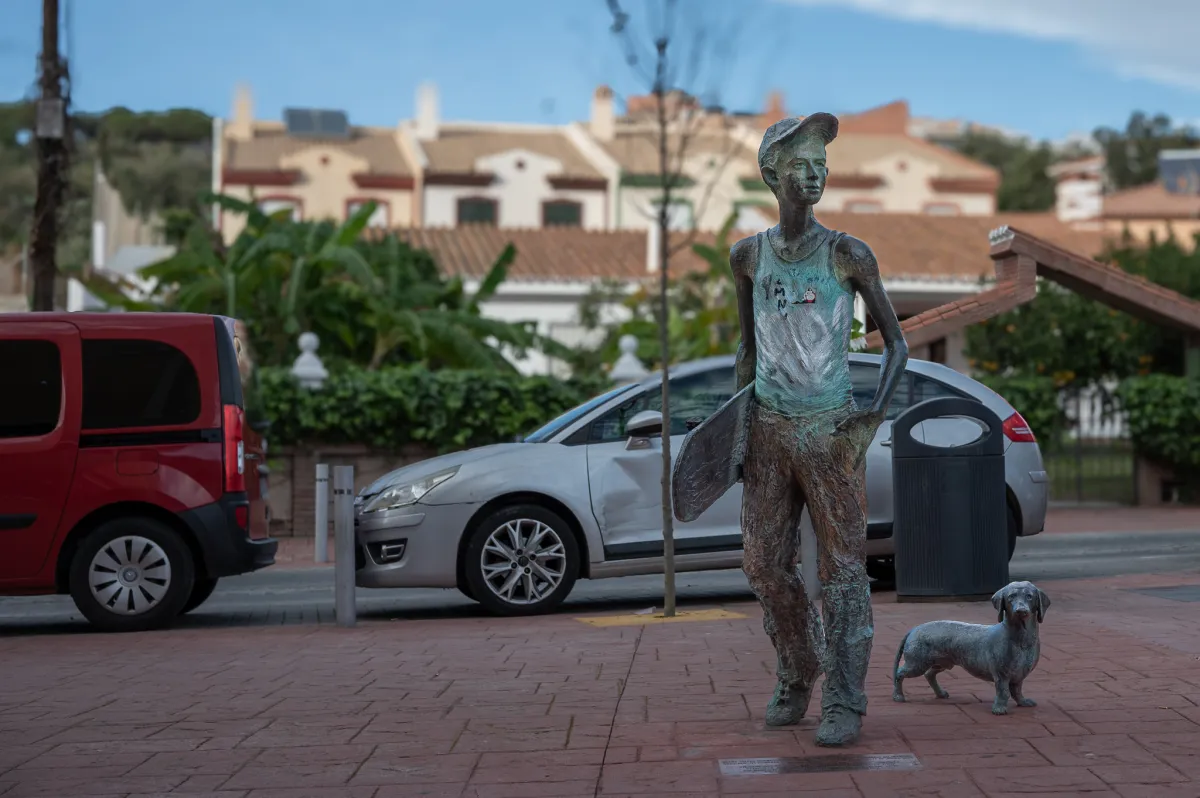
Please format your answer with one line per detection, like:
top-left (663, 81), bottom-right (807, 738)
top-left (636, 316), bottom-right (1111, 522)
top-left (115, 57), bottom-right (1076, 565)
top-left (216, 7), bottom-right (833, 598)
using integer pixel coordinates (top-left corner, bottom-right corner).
top-left (840, 235), bottom-right (909, 416)
top-left (730, 235), bottom-right (758, 392)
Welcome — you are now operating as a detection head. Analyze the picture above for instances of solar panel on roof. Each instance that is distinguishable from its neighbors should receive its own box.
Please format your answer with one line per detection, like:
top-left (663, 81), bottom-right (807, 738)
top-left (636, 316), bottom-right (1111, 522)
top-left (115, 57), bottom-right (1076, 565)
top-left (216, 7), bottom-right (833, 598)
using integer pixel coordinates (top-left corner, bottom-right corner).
top-left (283, 108), bottom-right (350, 138)
top-left (284, 108), bottom-right (318, 136)
top-left (316, 110), bottom-right (350, 138)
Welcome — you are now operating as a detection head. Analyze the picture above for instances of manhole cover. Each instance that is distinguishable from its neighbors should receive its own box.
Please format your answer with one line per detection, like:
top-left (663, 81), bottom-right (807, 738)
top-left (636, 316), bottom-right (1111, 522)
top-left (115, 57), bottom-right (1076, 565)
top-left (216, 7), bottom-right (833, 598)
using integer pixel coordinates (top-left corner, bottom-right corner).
top-left (720, 753), bottom-right (921, 775)
top-left (1129, 585), bottom-right (1200, 603)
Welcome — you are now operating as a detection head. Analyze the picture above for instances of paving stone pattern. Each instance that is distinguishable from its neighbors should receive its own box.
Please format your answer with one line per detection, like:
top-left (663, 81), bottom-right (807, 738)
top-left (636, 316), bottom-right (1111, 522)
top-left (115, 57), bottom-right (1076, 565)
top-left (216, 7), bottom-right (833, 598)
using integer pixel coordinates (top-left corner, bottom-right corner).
top-left (3, 571), bottom-right (1200, 796)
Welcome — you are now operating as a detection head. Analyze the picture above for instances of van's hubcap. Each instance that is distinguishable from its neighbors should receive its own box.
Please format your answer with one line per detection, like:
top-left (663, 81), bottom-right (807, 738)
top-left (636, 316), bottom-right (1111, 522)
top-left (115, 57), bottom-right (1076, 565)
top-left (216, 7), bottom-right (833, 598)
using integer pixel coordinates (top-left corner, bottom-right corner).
top-left (89, 536), bottom-right (172, 615)
top-left (481, 519), bottom-right (566, 605)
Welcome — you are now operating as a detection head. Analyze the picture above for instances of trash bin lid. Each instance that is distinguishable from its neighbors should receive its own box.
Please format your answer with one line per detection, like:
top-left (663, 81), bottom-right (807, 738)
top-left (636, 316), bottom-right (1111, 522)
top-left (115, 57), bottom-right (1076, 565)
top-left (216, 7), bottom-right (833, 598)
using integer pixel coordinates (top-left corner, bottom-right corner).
top-left (892, 397), bottom-right (1004, 459)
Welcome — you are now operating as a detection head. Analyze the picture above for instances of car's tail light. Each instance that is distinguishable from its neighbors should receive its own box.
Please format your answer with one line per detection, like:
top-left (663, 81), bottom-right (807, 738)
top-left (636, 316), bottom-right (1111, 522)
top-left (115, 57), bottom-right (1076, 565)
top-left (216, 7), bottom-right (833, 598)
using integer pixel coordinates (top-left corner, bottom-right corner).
top-left (233, 505), bottom-right (249, 530)
top-left (1002, 412), bottom-right (1036, 443)
top-left (223, 404), bottom-right (246, 492)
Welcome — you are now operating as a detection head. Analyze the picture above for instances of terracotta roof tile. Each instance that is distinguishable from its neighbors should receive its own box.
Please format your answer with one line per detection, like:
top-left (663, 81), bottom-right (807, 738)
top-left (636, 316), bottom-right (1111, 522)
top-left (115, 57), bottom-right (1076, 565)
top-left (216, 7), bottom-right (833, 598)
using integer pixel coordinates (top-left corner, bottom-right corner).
top-left (226, 123), bottom-right (413, 176)
top-left (389, 226), bottom-right (649, 282)
top-left (1103, 182), bottom-right (1200, 220)
top-left (600, 129), bottom-right (759, 177)
top-left (748, 211), bottom-right (1106, 281)
top-left (420, 126), bottom-right (602, 179)
top-left (376, 213), bottom-right (1110, 286)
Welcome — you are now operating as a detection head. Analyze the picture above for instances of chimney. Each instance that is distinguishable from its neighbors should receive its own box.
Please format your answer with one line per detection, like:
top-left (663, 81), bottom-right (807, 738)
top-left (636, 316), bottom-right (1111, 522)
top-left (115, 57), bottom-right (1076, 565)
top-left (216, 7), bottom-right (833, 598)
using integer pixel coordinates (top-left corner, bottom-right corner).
top-left (415, 83), bottom-right (440, 142)
top-left (762, 90), bottom-right (785, 126)
top-left (645, 222), bottom-right (661, 273)
top-left (591, 85), bottom-right (615, 142)
top-left (228, 83), bottom-right (253, 141)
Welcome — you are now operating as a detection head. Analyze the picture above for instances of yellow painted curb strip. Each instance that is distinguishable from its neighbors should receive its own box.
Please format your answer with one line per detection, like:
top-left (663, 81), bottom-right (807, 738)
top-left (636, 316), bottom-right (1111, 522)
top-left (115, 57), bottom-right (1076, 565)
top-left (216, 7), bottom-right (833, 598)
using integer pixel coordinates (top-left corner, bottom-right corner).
top-left (576, 608), bottom-right (747, 627)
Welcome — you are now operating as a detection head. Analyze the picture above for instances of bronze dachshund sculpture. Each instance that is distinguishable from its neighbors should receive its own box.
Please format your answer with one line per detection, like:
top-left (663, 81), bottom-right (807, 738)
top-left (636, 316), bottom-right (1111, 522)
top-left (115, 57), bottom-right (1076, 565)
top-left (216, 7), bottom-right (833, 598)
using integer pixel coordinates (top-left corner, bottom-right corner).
top-left (892, 581), bottom-right (1049, 715)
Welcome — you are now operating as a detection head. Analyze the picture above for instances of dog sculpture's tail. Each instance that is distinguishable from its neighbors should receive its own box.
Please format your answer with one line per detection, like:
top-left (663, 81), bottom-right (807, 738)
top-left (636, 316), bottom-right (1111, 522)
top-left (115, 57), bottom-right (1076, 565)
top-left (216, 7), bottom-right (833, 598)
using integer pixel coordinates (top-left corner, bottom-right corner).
top-left (891, 629), bottom-right (912, 702)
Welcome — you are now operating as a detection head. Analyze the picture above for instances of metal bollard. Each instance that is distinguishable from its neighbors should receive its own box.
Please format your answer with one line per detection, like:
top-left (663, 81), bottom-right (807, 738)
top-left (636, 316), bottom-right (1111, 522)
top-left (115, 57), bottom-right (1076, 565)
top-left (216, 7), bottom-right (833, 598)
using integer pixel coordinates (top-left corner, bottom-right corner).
top-left (333, 465), bottom-right (357, 627)
top-left (314, 463), bottom-right (330, 563)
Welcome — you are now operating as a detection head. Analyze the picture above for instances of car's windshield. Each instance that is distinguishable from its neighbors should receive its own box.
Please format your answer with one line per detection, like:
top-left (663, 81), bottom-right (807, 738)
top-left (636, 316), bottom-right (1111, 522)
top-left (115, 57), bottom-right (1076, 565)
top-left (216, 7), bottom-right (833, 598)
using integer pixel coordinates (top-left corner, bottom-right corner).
top-left (522, 383), bottom-right (639, 442)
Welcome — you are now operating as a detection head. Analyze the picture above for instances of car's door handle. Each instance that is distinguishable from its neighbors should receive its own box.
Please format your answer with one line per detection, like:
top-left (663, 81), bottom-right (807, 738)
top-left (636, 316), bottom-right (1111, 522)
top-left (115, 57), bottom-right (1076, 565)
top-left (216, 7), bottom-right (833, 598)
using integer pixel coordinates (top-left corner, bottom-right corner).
top-left (880, 439), bottom-right (892, 448)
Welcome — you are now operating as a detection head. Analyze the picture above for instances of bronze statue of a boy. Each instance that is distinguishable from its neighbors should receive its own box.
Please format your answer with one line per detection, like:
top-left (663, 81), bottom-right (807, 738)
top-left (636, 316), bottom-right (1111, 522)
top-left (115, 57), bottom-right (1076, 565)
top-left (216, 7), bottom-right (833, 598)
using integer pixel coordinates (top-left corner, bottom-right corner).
top-left (673, 113), bottom-right (908, 747)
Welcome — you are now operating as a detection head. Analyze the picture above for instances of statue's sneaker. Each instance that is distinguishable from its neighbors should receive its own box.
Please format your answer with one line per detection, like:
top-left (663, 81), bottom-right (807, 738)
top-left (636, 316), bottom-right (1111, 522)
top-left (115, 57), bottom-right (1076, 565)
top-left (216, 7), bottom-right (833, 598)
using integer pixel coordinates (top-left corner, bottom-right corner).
top-left (815, 705), bottom-right (862, 746)
top-left (765, 681), bottom-right (812, 727)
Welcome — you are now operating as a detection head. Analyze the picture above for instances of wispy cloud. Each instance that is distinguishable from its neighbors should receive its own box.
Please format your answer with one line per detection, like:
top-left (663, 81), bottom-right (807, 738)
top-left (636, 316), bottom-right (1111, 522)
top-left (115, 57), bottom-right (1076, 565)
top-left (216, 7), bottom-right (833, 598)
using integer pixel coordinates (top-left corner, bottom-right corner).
top-left (775, 0), bottom-right (1200, 91)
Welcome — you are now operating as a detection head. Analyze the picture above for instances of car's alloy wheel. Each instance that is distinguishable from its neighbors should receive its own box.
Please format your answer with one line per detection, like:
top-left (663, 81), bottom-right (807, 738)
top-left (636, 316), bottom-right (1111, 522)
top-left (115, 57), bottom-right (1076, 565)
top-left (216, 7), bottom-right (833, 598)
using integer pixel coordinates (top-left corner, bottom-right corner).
top-left (481, 519), bottom-right (567, 605)
top-left (463, 505), bottom-right (580, 616)
top-left (69, 517), bottom-right (195, 633)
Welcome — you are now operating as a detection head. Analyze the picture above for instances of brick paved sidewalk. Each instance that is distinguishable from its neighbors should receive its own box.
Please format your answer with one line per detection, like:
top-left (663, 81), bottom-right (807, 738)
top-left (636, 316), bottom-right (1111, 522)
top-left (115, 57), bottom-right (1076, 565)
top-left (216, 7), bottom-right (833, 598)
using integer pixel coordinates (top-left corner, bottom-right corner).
top-left (3, 572), bottom-right (1200, 797)
top-left (270, 505), bottom-right (1200, 568)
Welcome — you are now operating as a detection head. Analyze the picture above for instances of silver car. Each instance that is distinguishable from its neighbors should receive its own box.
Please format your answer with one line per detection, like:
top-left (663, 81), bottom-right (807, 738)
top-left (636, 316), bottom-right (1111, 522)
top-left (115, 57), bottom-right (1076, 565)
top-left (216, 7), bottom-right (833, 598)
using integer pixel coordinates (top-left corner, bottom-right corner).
top-left (354, 354), bottom-right (1049, 615)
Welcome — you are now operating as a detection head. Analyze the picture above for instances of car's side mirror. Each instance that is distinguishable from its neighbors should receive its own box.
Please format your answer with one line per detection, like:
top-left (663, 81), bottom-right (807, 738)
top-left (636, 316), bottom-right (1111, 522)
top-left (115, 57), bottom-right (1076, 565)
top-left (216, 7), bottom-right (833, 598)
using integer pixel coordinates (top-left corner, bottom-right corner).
top-left (625, 410), bottom-right (664, 445)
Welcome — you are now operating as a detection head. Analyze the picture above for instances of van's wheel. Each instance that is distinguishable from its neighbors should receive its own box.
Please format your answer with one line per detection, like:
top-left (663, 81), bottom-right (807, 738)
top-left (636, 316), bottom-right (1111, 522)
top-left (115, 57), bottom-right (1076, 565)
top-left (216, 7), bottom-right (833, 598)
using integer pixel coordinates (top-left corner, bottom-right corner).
top-left (462, 505), bottom-right (579, 617)
top-left (181, 577), bottom-right (218, 615)
top-left (68, 517), bottom-right (195, 633)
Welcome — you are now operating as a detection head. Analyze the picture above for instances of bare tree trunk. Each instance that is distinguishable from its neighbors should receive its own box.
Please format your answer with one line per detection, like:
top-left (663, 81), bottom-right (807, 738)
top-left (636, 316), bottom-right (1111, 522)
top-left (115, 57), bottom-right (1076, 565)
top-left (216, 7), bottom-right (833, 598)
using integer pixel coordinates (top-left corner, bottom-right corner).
top-left (654, 43), bottom-right (676, 619)
top-left (29, 0), bottom-right (66, 312)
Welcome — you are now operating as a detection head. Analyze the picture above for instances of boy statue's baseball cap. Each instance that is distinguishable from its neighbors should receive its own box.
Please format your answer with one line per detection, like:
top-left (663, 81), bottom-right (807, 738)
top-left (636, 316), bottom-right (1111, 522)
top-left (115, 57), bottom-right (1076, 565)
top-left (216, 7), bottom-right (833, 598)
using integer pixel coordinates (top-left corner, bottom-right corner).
top-left (757, 112), bottom-right (840, 172)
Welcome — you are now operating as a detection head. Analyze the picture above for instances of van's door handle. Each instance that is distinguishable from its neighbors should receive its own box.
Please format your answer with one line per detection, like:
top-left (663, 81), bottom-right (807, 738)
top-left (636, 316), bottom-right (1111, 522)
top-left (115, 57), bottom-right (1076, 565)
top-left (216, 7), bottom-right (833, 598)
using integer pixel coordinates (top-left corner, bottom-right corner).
top-left (880, 439), bottom-right (892, 448)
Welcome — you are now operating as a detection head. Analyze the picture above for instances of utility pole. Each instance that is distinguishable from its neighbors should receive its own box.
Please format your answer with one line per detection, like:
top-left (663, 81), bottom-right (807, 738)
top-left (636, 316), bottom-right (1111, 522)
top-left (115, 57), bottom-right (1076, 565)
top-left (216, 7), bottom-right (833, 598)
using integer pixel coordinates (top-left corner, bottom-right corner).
top-left (29, 0), bottom-right (68, 311)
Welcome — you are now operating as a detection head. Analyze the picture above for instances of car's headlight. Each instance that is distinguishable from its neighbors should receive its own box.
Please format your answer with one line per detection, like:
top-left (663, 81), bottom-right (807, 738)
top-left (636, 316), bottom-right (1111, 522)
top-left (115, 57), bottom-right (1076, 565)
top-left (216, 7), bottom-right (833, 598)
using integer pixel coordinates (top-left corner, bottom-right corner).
top-left (362, 467), bottom-right (459, 513)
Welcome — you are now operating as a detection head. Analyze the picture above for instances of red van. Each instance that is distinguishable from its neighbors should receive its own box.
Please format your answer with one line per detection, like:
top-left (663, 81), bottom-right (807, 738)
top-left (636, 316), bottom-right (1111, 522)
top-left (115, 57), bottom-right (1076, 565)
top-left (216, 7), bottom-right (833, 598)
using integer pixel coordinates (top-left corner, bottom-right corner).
top-left (0, 312), bottom-right (277, 632)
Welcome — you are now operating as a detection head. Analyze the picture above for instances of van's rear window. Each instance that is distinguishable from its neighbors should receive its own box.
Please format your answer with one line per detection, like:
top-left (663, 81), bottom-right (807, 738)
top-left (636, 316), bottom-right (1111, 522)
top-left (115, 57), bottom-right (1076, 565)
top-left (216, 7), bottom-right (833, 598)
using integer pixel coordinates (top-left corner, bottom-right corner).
top-left (0, 340), bottom-right (62, 438)
top-left (82, 339), bottom-right (201, 430)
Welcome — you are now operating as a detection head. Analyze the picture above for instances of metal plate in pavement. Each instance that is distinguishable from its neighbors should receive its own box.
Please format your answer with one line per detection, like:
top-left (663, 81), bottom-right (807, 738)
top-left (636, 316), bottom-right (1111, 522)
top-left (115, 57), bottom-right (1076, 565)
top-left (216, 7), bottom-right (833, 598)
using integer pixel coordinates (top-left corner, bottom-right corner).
top-left (719, 753), bottom-right (921, 776)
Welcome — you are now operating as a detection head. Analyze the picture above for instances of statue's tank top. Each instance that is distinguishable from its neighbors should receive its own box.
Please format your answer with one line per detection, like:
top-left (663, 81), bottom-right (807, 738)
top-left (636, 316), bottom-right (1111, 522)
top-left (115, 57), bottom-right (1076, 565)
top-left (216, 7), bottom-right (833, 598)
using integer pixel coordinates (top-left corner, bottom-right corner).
top-left (752, 228), bottom-right (855, 418)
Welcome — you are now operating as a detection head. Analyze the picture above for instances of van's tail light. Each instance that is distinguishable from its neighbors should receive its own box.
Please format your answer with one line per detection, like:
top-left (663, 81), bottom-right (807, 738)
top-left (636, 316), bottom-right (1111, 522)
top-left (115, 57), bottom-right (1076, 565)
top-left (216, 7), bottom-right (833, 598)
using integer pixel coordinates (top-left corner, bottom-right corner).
top-left (223, 404), bottom-right (246, 492)
top-left (1002, 412), bottom-right (1037, 443)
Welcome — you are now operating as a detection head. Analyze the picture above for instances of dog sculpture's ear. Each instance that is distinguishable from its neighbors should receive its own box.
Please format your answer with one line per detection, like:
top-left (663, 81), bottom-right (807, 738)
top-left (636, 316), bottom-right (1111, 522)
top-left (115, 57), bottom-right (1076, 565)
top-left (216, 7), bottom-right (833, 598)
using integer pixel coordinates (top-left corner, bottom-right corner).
top-left (991, 587), bottom-right (1007, 623)
top-left (1036, 588), bottom-right (1050, 623)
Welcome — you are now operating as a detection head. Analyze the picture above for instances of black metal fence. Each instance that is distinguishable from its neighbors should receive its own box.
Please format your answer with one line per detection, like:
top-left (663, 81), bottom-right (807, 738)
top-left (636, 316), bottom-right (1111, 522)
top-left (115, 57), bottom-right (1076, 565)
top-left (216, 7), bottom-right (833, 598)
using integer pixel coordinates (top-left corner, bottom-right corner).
top-left (1044, 386), bottom-right (1136, 505)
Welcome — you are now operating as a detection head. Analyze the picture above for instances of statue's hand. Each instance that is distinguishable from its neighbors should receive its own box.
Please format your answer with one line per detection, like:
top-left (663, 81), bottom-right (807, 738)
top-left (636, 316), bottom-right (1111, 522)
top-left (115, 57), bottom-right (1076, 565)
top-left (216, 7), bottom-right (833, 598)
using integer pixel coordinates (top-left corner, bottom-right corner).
top-left (835, 409), bottom-right (884, 468)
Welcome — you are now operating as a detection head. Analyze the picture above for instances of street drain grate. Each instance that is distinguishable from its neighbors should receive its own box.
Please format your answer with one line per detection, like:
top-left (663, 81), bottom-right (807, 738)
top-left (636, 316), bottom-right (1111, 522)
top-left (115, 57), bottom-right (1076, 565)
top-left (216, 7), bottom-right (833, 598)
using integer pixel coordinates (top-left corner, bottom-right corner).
top-left (719, 753), bottom-right (921, 776)
top-left (1129, 585), bottom-right (1200, 603)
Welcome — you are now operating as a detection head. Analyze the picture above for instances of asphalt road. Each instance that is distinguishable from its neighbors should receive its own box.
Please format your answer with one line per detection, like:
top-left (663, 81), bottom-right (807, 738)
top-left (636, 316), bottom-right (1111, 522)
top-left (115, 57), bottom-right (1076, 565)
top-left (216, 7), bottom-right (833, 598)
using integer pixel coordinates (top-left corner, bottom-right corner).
top-left (3, 529), bottom-right (1200, 634)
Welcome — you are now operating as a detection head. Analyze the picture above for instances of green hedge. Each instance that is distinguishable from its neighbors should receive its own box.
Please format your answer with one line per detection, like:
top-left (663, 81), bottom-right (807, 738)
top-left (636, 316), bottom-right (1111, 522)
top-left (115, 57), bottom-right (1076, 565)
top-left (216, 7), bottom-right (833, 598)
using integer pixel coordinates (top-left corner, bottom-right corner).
top-left (1117, 375), bottom-right (1200, 472)
top-left (975, 375), bottom-right (1069, 447)
top-left (259, 367), bottom-right (610, 452)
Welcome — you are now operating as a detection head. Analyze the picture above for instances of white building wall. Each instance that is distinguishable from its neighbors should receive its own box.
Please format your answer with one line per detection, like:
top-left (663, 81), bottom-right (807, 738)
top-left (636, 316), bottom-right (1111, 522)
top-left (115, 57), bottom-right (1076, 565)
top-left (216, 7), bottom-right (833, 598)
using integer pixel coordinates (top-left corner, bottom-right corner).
top-left (471, 281), bottom-right (634, 377)
top-left (476, 276), bottom-right (984, 378)
top-left (1055, 177), bottom-right (1104, 222)
top-left (422, 149), bottom-right (606, 229)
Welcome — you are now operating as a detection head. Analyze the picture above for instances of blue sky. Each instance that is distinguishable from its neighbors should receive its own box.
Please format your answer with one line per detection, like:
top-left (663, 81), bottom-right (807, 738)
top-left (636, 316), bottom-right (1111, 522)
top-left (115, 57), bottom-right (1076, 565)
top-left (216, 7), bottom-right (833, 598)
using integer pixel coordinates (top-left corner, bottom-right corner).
top-left (1, 0), bottom-right (1196, 142)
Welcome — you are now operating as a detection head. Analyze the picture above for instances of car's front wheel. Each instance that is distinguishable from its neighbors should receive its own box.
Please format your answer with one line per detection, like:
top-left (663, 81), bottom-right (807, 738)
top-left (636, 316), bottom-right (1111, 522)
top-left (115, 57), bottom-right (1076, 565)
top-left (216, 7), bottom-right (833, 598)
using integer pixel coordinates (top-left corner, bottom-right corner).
top-left (68, 517), bottom-right (195, 633)
top-left (462, 505), bottom-right (580, 616)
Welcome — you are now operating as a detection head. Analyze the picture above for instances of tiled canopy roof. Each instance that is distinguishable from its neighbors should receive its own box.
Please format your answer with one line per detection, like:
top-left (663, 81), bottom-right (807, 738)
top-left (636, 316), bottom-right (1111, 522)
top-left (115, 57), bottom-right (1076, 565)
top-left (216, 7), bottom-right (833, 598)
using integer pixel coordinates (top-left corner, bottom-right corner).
top-left (863, 225), bottom-right (1200, 350)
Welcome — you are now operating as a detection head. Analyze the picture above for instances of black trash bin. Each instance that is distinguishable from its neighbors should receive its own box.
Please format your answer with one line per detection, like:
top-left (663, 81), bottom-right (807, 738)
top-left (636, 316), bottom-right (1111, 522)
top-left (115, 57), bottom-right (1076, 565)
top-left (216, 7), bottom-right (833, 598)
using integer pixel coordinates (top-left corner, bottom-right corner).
top-left (891, 396), bottom-right (1009, 602)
